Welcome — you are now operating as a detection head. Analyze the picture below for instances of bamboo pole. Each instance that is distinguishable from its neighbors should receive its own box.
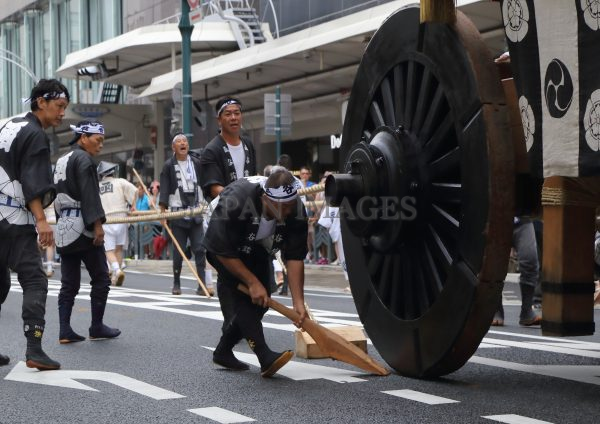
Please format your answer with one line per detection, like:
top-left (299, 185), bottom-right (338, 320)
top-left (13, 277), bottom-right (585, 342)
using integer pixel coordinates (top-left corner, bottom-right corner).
top-left (131, 168), bottom-right (211, 298)
top-left (420, 0), bottom-right (456, 24)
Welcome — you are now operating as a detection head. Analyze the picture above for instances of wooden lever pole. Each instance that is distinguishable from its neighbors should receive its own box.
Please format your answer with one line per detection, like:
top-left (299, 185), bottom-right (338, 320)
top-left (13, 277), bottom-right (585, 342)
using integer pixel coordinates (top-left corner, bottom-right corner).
top-left (420, 0), bottom-right (456, 24)
top-left (237, 284), bottom-right (389, 376)
top-left (131, 168), bottom-right (211, 297)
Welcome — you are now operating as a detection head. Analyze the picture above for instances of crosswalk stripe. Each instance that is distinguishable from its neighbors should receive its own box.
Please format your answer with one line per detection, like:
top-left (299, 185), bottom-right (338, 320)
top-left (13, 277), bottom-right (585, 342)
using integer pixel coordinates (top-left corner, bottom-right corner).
top-left (188, 407), bottom-right (255, 423)
top-left (482, 414), bottom-right (554, 424)
top-left (381, 389), bottom-right (459, 405)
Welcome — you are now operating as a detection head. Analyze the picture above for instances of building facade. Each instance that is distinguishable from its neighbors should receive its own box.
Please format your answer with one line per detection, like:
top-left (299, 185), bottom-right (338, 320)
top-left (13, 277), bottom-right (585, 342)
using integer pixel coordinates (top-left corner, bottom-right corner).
top-left (0, 0), bottom-right (503, 182)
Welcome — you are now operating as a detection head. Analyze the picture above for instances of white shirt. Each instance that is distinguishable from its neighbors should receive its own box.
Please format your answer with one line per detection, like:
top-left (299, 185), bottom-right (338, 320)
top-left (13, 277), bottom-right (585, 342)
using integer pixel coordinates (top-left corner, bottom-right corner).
top-left (99, 177), bottom-right (138, 217)
top-left (228, 142), bottom-right (245, 179)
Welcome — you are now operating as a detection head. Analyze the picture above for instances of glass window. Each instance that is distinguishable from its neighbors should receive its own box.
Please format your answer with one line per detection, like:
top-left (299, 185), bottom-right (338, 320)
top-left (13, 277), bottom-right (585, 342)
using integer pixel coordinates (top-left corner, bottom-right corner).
top-left (1, 22), bottom-right (23, 116)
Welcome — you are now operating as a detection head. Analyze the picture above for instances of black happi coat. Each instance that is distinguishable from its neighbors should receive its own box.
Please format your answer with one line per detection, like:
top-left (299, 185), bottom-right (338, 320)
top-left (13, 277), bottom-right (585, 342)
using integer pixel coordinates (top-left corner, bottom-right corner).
top-left (203, 178), bottom-right (307, 285)
top-left (199, 135), bottom-right (256, 200)
top-left (0, 113), bottom-right (55, 234)
top-left (53, 145), bottom-right (105, 253)
top-left (158, 153), bottom-right (203, 210)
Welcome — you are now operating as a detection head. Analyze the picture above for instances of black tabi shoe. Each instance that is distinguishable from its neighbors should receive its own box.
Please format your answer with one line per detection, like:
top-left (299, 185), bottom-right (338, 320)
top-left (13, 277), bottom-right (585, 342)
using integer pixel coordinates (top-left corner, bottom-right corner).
top-left (213, 351), bottom-right (249, 371)
top-left (172, 283), bottom-right (182, 295)
top-left (89, 324), bottom-right (121, 340)
top-left (0, 353), bottom-right (9, 366)
top-left (260, 350), bottom-right (293, 378)
top-left (25, 348), bottom-right (60, 370)
top-left (519, 309), bottom-right (542, 326)
top-left (59, 329), bottom-right (86, 344)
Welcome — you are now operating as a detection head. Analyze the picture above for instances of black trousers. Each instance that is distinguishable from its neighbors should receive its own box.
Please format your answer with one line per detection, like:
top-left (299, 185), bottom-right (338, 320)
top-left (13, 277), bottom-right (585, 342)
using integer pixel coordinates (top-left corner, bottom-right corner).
top-left (170, 219), bottom-right (206, 283)
top-left (207, 248), bottom-right (271, 334)
top-left (58, 244), bottom-right (110, 315)
top-left (0, 264), bottom-right (10, 308)
top-left (0, 230), bottom-right (48, 330)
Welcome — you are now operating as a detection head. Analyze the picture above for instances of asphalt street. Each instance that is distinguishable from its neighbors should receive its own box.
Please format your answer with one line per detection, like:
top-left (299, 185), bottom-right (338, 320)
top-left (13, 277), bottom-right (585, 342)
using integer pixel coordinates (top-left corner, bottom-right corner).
top-left (0, 267), bottom-right (599, 424)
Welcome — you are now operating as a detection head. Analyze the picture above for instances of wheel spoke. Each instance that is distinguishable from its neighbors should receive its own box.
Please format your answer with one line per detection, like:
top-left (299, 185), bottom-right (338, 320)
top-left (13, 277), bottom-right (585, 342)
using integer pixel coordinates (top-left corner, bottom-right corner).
top-left (412, 67), bottom-right (433, 136)
top-left (419, 83), bottom-right (446, 143)
top-left (430, 203), bottom-right (459, 242)
top-left (404, 60), bottom-right (417, 131)
top-left (430, 183), bottom-right (461, 204)
top-left (393, 65), bottom-right (405, 126)
top-left (423, 113), bottom-right (453, 161)
top-left (427, 223), bottom-right (453, 269)
top-left (423, 240), bottom-right (444, 294)
top-left (400, 249), bottom-right (416, 319)
top-left (379, 77), bottom-right (396, 126)
top-left (376, 254), bottom-right (394, 304)
top-left (367, 251), bottom-right (384, 278)
top-left (389, 253), bottom-right (402, 316)
top-left (369, 100), bottom-right (385, 128)
top-left (428, 146), bottom-right (459, 180)
top-left (411, 248), bottom-right (431, 315)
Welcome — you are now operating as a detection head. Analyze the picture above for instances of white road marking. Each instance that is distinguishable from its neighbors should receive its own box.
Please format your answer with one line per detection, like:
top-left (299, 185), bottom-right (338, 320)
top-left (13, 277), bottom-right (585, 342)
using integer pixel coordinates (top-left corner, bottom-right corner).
top-left (381, 389), bottom-right (459, 405)
top-left (482, 337), bottom-right (600, 359)
top-left (4, 361), bottom-right (185, 400)
top-left (488, 330), bottom-right (600, 351)
top-left (483, 414), bottom-right (554, 424)
top-left (203, 347), bottom-right (367, 383)
top-left (478, 342), bottom-right (509, 349)
top-left (470, 356), bottom-right (600, 386)
top-left (188, 407), bottom-right (255, 423)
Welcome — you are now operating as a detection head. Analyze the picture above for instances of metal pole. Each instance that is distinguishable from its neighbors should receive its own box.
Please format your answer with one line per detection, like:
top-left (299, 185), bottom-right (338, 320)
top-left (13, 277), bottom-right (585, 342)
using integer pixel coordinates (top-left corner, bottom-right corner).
top-left (179, 0), bottom-right (194, 143)
top-left (276, 85), bottom-right (281, 160)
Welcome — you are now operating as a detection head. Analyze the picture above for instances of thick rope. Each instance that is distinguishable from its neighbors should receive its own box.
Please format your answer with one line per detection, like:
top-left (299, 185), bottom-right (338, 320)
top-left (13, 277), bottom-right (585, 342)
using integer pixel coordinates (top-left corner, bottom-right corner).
top-left (47, 183), bottom-right (328, 225)
top-left (541, 187), bottom-right (600, 208)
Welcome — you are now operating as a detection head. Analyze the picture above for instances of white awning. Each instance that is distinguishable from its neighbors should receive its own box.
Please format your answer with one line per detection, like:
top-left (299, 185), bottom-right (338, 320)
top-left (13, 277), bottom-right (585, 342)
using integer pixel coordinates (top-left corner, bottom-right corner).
top-left (138, 0), bottom-right (504, 110)
top-left (56, 22), bottom-right (238, 89)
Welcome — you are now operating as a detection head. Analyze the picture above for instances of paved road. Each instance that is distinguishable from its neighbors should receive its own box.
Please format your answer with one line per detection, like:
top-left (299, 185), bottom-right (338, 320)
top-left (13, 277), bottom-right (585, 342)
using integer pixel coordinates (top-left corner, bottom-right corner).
top-left (0, 268), bottom-right (599, 424)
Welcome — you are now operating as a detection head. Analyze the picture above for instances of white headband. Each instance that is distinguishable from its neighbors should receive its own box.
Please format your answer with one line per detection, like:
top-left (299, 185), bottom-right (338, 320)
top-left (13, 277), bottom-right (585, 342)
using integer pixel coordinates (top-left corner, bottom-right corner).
top-left (70, 123), bottom-right (105, 135)
top-left (22, 91), bottom-right (68, 104)
top-left (217, 99), bottom-right (242, 116)
top-left (264, 179), bottom-right (302, 203)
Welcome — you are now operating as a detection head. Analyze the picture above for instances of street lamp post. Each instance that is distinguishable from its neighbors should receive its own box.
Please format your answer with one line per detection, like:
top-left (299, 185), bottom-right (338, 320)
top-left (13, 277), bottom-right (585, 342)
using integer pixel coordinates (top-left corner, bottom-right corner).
top-left (179, 0), bottom-right (194, 143)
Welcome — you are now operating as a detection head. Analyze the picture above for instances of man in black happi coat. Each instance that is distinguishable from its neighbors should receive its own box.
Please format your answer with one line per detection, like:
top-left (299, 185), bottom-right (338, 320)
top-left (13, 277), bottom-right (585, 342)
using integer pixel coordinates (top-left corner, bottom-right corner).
top-left (203, 169), bottom-right (308, 377)
top-left (199, 97), bottom-right (256, 201)
top-left (0, 79), bottom-right (69, 369)
top-left (159, 133), bottom-right (208, 296)
top-left (53, 121), bottom-right (120, 344)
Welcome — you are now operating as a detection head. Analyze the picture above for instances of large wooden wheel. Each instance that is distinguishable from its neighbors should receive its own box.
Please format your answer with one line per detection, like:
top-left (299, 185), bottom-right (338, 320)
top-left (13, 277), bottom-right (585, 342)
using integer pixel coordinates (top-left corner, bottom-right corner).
top-left (326, 6), bottom-right (514, 378)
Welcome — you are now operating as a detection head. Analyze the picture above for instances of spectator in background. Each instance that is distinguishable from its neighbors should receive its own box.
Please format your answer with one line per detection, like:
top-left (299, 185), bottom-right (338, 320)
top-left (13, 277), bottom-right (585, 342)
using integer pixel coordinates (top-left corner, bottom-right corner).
top-left (299, 166), bottom-right (315, 189)
top-left (300, 166), bottom-right (317, 263)
top-left (134, 183), bottom-right (150, 212)
top-left (492, 217), bottom-right (541, 327)
top-left (149, 181), bottom-right (168, 260)
top-left (277, 154), bottom-right (292, 171)
top-left (132, 182), bottom-right (151, 259)
top-left (98, 161), bottom-right (137, 286)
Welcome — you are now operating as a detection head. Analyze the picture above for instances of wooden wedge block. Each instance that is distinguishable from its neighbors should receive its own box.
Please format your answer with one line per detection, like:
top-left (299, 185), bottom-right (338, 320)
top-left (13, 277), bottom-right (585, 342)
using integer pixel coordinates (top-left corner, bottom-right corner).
top-left (295, 326), bottom-right (367, 359)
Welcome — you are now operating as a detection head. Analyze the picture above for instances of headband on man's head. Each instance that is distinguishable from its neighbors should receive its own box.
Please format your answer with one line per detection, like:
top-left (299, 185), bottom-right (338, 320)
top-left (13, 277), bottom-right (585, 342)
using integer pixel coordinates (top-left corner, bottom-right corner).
top-left (264, 179), bottom-right (302, 203)
top-left (22, 91), bottom-right (68, 104)
top-left (69, 123), bottom-right (105, 135)
top-left (217, 99), bottom-right (242, 117)
top-left (172, 133), bottom-right (187, 144)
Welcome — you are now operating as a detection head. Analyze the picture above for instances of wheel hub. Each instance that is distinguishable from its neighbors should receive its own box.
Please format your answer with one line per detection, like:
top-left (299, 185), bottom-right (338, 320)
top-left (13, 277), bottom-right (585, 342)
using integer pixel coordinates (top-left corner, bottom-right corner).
top-left (326, 126), bottom-right (419, 252)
